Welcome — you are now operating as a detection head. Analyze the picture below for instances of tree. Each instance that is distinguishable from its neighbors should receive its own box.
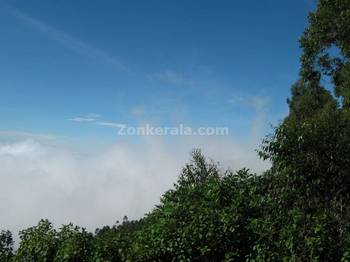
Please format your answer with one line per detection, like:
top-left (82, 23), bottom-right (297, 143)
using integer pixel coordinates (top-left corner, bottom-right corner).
top-left (300, 0), bottom-right (350, 107)
top-left (256, 0), bottom-right (350, 259)
top-left (93, 226), bottom-right (123, 262)
top-left (0, 230), bottom-right (13, 261)
top-left (177, 149), bottom-right (220, 187)
top-left (16, 219), bottom-right (58, 261)
top-left (54, 224), bottom-right (94, 262)
top-left (261, 0), bottom-right (350, 208)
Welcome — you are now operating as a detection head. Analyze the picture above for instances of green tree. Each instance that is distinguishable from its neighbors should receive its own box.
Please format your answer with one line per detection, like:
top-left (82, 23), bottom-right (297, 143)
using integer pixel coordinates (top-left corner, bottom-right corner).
top-left (93, 225), bottom-right (123, 262)
top-left (54, 223), bottom-right (94, 262)
top-left (256, 0), bottom-right (350, 260)
top-left (0, 230), bottom-right (13, 261)
top-left (16, 219), bottom-right (58, 262)
top-left (300, 0), bottom-right (350, 107)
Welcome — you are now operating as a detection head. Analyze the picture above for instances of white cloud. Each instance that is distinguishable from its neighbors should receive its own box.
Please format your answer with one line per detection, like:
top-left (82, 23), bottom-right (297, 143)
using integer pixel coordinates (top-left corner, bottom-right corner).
top-left (68, 116), bottom-right (127, 129)
top-left (68, 114), bottom-right (101, 123)
top-left (68, 117), bottom-right (96, 122)
top-left (7, 7), bottom-right (128, 72)
top-left (0, 134), bottom-right (269, 245)
top-left (0, 139), bottom-right (40, 157)
top-left (95, 122), bottom-right (127, 128)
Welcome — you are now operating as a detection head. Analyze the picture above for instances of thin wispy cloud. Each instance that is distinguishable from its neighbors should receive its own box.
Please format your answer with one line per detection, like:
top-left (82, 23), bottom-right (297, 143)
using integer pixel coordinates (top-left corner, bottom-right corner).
top-left (147, 70), bottom-right (193, 86)
top-left (68, 113), bottom-right (101, 123)
top-left (130, 107), bottom-right (145, 116)
top-left (227, 95), bottom-right (245, 105)
top-left (68, 117), bottom-right (96, 122)
top-left (96, 122), bottom-right (127, 128)
top-left (67, 115), bottom-right (126, 129)
top-left (86, 113), bottom-right (101, 118)
top-left (227, 93), bottom-right (270, 141)
top-left (7, 6), bottom-right (128, 72)
top-left (227, 93), bottom-right (270, 110)
top-left (250, 96), bottom-right (270, 140)
top-left (0, 131), bottom-right (61, 141)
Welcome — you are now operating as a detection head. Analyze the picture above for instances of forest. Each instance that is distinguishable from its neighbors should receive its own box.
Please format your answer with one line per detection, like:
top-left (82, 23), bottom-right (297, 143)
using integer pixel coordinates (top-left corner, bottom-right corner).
top-left (1, 0), bottom-right (350, 261)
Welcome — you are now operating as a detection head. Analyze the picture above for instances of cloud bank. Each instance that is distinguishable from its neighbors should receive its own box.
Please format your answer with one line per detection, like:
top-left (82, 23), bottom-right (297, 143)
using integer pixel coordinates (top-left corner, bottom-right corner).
top-left (0, 133), bottom-right (269, 244)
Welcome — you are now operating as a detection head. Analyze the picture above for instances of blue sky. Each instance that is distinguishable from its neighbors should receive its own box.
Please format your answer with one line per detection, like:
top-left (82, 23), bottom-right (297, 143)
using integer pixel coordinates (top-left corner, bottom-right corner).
top-left (0, 0), bottom-right (315, 143)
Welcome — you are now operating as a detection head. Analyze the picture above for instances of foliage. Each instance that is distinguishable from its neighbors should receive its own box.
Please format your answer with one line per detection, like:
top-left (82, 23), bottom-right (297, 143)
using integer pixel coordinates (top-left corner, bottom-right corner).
top-left (300, 0), bottom-right (350, 107)
top-left (54, 224), bottom-right (94, 262)
top-left (16, 219), bottom-right (58, 262)
top-left (0, 230), bottom-right (13, 261)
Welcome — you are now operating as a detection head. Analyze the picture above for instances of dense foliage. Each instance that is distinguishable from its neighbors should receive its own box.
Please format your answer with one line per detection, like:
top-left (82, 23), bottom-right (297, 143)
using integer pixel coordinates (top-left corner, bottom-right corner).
top-left (1, 0), bottom-right (350, 260)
